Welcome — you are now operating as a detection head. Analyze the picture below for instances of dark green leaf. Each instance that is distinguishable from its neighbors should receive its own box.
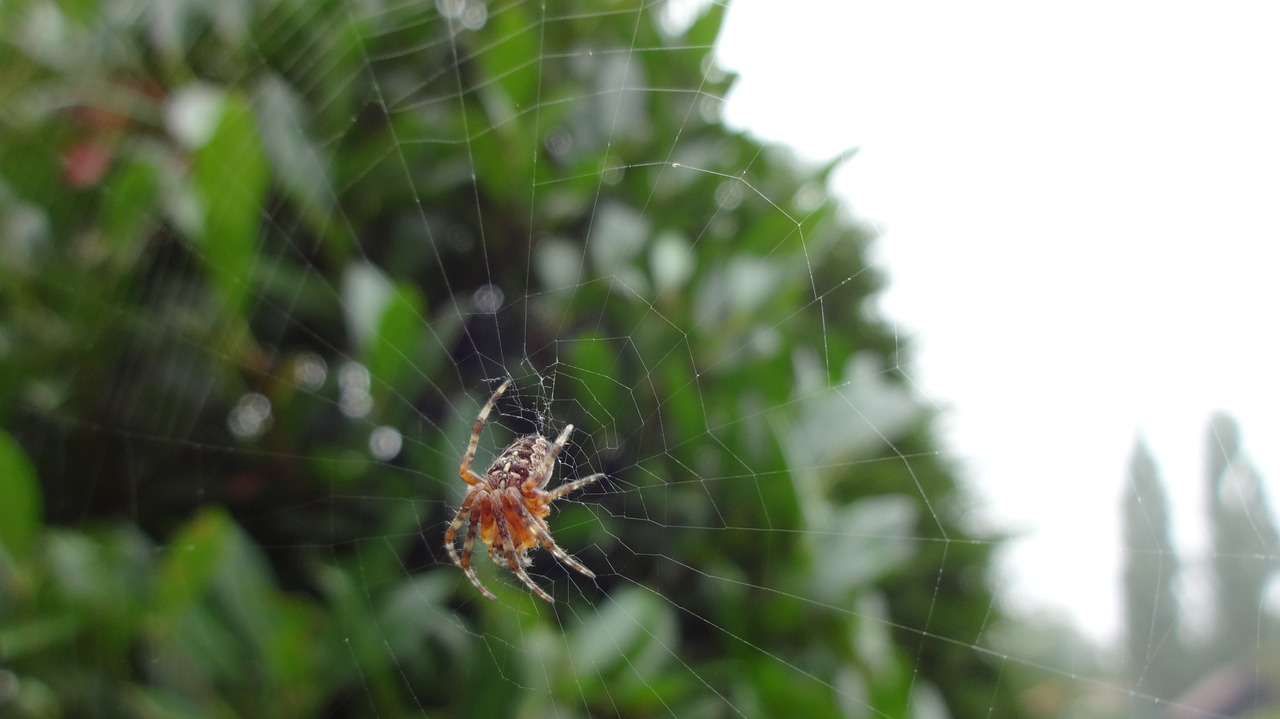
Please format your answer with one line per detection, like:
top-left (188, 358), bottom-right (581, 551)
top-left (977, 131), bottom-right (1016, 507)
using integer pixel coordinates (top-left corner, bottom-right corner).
top-left (0, 429), bottom-right (41, 558)
top-left (153, 507), bottom-right (236, 616)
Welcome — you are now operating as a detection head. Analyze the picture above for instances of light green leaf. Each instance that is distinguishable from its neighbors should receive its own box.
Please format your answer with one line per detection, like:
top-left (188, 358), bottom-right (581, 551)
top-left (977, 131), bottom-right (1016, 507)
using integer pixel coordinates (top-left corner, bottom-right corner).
top-left (565, 586), bottom-right (676, 695)
top-left (590, 202), bottom-right (650, 276)
top-left (535, 237), bottom-right (584, 292)
top-left (367, 282), bottom-right (428, 404)
top-left (649, 231), bottom-right (695, 296)
top-left (252, 74), bottom-right (332, 224)
top-left (190, 90), bottom-right (269, 316)
top-left (812, 495), bottom-right (917, 600)
top-left (342, 261), bottom-right (395, 353)
top-left (476, 1), bottom-right (539, 109)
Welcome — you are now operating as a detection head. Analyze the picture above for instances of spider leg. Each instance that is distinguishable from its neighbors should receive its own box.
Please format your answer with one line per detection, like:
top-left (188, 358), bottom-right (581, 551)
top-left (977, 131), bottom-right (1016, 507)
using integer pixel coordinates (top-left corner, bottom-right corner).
top-left (495, 492), bottom-right (555, 603)
top-left (461, 501), bottom-right (497, 600)
top-left (514, 499), bottom-right (597, 579)
top-left (544, 472), bottom-right (606, 502)
top-left (461, 379), bottom-right (511, 482)
top-left (445, 491), bottom-right (497, 601)
top-left (443, 490), bottom-right (477, 567)
top-left (529, 423), bottom-right (574, 489)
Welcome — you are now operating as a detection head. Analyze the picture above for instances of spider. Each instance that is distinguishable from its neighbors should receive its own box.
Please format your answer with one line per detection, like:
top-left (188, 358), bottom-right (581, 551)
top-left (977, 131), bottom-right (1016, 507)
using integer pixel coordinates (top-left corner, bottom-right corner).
top-left (444, 379), bottom-right (604, 602)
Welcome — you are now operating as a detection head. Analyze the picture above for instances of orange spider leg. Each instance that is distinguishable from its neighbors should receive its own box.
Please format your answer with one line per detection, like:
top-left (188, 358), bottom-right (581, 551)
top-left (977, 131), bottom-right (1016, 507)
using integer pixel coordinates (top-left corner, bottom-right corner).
top-left (513, 498), bottom-right (598, 579)
top-left (543, 472), bottom-right (606, 503)
top-left (443, 490), bottom-right (476, 567)
top-left (444, 490), bottom-right (496, 601)
top-left (495, 490), bottom-right (554, 603)
top-left (460, 379), bottom-right (511, 484)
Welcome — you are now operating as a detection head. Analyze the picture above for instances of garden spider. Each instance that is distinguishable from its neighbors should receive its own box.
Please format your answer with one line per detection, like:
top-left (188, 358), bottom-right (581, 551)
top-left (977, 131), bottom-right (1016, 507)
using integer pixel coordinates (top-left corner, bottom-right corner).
top-left (444, 379), bottom-right (604, 602)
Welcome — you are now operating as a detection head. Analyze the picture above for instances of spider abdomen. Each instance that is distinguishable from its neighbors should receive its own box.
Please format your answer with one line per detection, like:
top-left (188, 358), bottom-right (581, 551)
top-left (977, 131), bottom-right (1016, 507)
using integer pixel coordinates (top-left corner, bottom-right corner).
top-left (486, 434), bottom-right (550, 489)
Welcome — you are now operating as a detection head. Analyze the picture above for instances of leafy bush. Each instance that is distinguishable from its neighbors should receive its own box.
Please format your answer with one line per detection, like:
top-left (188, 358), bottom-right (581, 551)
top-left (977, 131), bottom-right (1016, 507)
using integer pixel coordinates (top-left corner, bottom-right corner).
top-left (0, 1), bottom-right (1024, 716)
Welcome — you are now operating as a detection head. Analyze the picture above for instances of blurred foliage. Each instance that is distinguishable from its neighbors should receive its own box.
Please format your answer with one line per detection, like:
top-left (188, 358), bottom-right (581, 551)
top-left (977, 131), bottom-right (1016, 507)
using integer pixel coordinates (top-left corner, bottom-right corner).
top-left (0, 0), bottom-right (1028, 717)
top-left (988, 609), bottom-right (1126, 719)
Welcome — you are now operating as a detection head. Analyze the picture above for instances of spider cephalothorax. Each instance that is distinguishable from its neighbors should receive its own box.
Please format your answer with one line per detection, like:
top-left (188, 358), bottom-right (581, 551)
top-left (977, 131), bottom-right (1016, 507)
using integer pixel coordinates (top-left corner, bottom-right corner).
top-left (444, 379), bottom-right (603, 602)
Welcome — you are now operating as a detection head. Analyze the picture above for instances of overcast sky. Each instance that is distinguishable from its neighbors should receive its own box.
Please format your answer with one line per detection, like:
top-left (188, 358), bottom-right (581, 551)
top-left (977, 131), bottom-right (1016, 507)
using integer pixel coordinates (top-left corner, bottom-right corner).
top-left (716, 1), bottom-right (1280, 641)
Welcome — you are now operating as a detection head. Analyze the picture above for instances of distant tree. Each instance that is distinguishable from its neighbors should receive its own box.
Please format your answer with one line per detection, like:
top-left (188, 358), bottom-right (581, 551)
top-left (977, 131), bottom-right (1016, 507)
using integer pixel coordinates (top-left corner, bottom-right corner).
top-left (1122, 439), bottom-right (1185, 713)
top-left (1205, 413), bottom-right (1280, 664)
top-left (1120, 413), bottom-right (1280, 719)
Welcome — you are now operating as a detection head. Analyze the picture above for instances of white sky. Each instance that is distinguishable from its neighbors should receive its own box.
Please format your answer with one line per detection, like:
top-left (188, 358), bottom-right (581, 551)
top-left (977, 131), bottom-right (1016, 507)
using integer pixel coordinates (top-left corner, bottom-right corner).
top-left (717, 1), bottom-right (1280, 641)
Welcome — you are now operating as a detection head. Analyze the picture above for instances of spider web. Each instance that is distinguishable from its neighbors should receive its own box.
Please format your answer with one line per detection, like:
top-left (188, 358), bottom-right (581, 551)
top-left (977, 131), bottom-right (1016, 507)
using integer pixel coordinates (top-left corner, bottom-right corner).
top-left (5, 1), bottom-right (1280, 718)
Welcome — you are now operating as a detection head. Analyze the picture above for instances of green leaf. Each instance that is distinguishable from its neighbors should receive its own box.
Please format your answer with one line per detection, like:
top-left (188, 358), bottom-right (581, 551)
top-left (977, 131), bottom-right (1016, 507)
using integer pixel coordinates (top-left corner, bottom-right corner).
top-left (747, 653), bottom-right (843, 718)
top-left (42, 526), bottom-right (153, 648)
top-left (476, 2), bottom-right (540, 110)
top-left (811, 495), bottom-right (917, 600)
top-left (565, 586), bottom-right (676, 696)
top-left (564, 333), bottom-right (626, 418)
top-left (535, 236), bottom-right (585, 292)
top-left (258, 598), bottom-right (323, 711)
top-left (686, 0), bottom-right (729, 48)
top-left (318, 564), bottom-right (401, 707)
top-left (208, 515), bottom-right (282, 655)
top-left (252, 74), bottom-right (333, 227)
top-left (190, 90), bottom-right (269, 316)
top-left (342, 261), bottom-right (394, 353)
top-left (649, 231), bottom-right (695, 297)
top-left (590, 202), bottom-right (650, 277)
top-left (0, 615), bottom-right (81, 661)
top-left (342, 262), bottom-right (432, 404)
top-left (101, 158), bottom-right (159, 251)
top-left (367, 282), bottom-right (429, 404)
top-left (0, 429), bottom-right (41, 558)
top-left (378, 574), bottom-right (462, 664)
top-left (153, 507), bottom-right (236, 616)
top-left (309, 445), bottom-right (374, 487)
